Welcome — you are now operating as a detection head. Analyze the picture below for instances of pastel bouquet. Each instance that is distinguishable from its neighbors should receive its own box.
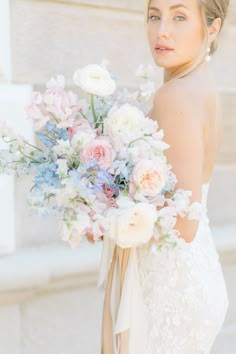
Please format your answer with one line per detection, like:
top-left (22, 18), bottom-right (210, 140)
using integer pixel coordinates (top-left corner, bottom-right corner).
top-left (0, 61), bottom-right (202, 251)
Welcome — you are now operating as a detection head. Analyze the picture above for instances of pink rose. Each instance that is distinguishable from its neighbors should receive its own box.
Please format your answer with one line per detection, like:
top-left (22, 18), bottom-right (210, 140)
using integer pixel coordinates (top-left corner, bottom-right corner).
top-left (80, 136), bottom-right (116, 169)
top-left (129, 159), bottom-right (169, 201)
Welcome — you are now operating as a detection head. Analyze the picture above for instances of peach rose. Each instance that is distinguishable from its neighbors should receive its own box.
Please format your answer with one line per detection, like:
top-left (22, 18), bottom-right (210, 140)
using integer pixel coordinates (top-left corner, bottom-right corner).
top-left (80, 136), bottom-right (116, 169)
top-left (129, 159), bottom-right (169, 201)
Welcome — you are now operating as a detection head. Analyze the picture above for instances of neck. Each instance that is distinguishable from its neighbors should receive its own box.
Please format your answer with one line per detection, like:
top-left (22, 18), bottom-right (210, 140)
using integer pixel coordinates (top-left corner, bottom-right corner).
top-left (164, 59), bottom-right (208, 83)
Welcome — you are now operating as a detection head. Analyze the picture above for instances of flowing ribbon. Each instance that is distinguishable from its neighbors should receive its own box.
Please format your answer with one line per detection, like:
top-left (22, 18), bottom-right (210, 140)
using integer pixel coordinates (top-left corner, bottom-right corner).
top-left (97, 235), bottom-right (148, 354)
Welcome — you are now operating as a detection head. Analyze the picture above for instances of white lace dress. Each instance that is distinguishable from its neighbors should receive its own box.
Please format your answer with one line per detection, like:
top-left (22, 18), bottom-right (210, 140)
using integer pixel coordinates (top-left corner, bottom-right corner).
top-left (98, 182), bottom-right (229, 354)
top-left (136, 182), bottom-right (229, 354)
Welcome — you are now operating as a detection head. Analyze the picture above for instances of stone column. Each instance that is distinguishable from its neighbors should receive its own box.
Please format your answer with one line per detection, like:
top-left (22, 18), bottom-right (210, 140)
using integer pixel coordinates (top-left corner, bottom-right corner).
top-left (0, 0), bottom-right (33, 254)
top-left (0, 0), bottom-right (11, 82)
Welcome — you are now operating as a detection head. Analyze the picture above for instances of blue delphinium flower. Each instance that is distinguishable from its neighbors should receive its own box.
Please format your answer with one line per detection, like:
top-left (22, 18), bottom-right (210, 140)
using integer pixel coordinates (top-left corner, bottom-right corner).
top-left (36, 122), bottom-right (69, 148)
top-left (36, 131), bottom-right (54, 148)
top-left (35, 162), bottom-right (62, 189)
top-left (46, 122), bottom-right (68, 141)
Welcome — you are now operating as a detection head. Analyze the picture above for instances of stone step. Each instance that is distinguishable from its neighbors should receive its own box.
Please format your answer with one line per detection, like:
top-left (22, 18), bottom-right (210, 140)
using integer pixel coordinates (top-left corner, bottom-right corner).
top-left (0, 225), bottom-right (235, 354)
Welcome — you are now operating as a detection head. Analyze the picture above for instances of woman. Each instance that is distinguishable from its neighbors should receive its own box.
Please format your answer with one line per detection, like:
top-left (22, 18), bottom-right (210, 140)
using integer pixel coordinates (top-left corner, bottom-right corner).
top-left (97, 0), bottom-right (230, 353)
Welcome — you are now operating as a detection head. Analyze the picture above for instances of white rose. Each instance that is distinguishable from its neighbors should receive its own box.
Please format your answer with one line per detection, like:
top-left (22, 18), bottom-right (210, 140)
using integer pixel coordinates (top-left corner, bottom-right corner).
top-left (104, 196), bottom-right (157, 248)
top-left (73, 64), bottom-right (116, 97)
top-left (103, 104), bottom-right (147, 151)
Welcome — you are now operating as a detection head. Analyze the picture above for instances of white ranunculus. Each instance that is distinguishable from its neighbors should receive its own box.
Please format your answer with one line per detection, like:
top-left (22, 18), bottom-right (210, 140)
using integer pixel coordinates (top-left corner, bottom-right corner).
top-left (73, 64), bottom-right (116, 97)
top-left (103, 104), bottom-right (148, 151)
top-left (104, 196), bottom-right (157, 248)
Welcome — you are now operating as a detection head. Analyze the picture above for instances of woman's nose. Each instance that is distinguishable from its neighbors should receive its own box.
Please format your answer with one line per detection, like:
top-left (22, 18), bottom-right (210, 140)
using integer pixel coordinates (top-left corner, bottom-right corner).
top-left (157, 20), bottom-right (170, 39)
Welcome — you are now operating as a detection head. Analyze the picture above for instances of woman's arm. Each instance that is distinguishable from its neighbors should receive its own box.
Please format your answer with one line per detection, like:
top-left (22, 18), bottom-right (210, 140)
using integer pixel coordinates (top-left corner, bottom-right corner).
top-left (151, 82), bottom-right (204, 243)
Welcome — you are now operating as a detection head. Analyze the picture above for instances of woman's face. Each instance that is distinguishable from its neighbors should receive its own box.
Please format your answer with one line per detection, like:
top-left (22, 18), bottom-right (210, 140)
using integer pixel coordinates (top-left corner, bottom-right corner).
top-left (147, 0), bottom-right (205, 74)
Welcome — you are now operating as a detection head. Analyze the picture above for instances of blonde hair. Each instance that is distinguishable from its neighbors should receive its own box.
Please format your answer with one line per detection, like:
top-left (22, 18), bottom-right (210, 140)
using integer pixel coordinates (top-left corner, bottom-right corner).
top-left (144, 0), bottom-right (230, 80)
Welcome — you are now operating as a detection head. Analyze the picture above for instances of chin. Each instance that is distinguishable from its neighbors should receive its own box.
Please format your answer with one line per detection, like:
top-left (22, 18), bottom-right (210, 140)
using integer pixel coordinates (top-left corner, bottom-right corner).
top-left (153, 53), bottom-right (189, 70)
top-left (151, 52), bottom-right (175, 67)
top-left (153, 58), bottom-right (177, 69)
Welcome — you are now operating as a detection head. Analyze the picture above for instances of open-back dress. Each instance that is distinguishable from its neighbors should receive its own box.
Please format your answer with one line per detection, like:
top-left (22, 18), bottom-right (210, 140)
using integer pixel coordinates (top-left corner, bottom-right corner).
top-left (98, 181), bottom-right (229, 354)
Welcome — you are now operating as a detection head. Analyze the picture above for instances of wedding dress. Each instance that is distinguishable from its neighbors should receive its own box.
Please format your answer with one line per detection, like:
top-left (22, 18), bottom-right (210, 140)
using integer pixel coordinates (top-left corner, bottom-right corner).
top-left (98, 181), bottom-right (229, 354)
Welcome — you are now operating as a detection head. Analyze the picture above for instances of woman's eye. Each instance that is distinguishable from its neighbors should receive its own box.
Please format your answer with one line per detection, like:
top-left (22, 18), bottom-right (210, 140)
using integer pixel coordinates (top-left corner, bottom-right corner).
top-left (149, 15), bottom-right (160, 21)
top-left (174, 15), bottom-right (185, 21)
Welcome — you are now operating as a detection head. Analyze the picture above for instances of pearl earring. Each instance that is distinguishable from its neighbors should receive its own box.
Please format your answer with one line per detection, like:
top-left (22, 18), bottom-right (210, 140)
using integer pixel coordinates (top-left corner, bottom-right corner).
top-left (205, 47), bottom-right (211, 62)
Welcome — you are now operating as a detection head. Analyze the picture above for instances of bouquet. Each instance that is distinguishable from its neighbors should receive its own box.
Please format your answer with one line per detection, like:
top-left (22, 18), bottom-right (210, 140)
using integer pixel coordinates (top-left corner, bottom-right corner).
top-left (0, 61), bottom-right (202, 251)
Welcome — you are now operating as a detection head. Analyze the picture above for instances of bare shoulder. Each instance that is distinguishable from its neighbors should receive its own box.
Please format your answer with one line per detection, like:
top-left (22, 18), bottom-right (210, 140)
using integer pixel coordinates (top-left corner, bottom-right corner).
top-left (153, 79), bottom-right (202, 122)
top-left (151, 79), bottom-right (203, 138)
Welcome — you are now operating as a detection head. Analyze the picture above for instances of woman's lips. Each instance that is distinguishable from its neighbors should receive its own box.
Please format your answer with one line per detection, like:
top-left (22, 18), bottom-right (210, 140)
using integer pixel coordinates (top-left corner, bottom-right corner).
top-left (155, 47), bottom-right (174, 55)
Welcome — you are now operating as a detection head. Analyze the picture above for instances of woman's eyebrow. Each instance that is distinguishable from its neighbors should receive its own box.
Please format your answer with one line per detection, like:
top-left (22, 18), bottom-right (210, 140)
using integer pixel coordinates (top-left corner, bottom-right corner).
top-left (149, 4), bottom-right (189, 11)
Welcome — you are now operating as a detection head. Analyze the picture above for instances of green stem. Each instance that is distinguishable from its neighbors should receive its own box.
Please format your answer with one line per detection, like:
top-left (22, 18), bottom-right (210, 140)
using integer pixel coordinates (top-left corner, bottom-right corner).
top-left (18, 147), bottom-right (41, 163)
top-left (128, 137), bottom-right (148, 148)
top-left (78, 111), bottom-right (87, 120)
top-left (90, 95), bottom-right (98, 126)
top-left (49, 112), bottom-right (60, 124)
top-left (23, 140), bottom-right (43, 152)
top-left (42, 133), bottom-right (58, 143)
top-left (2, 136), bottom-right (17, 144)
top-left (2, 136), bottom-right (43, 153)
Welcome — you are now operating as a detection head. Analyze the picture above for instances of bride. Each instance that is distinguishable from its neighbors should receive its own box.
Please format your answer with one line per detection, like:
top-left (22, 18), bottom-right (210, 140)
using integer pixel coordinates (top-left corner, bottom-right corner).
top-left (90, 0), bottom-right (230, 353)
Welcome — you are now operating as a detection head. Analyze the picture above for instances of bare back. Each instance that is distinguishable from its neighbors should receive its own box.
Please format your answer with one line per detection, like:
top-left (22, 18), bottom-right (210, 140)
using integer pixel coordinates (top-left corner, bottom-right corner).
top-left (149, 69), bottom-right (223, 186)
